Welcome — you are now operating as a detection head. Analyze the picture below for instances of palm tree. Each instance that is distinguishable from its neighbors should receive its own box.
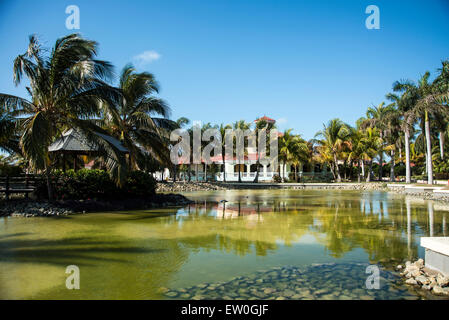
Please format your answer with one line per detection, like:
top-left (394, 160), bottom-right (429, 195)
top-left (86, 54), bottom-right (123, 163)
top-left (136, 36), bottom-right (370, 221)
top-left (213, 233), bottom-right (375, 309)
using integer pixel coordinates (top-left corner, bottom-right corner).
top-left (433, 60), bottom-right (449, 160)
top-left (232, 120), bottom-right (251, 182)
top-left (101, 64), bottom-right (175, 171)
top-left (394, 70), bottom-right (449, 184)
top-left (200, 122), bottom-right (218, 182)
top-left (253, 119), bottom-right (276, 183)
top-left (172, 117), bottom-right (190, 181)
top-left (0, 34), bottom-right (126, 200)
top-left (290, 136), bottom-right (309, 182)
top-left (0, 107), bottom-right (20, 155)
top-left (348, 128), bottom-right (365, 182)
top-left (219, 123), bottom-right (232, 182)
top-left (360, 102), bottom-right (396, 180)
top-left (359, 128), bottom-right (382, 182)
top-left (279, 129), bottom-right (308, 182)
top-left (176, 117), bottom-right (190, 128)
top-left (386, 91), bottom-right (416, 183)
top-left (434, 115), bottom-right (448, 160)
top-left (314, 119), bottom-right (351, 182)
top-left (378, 102), bottom-right (401, 182)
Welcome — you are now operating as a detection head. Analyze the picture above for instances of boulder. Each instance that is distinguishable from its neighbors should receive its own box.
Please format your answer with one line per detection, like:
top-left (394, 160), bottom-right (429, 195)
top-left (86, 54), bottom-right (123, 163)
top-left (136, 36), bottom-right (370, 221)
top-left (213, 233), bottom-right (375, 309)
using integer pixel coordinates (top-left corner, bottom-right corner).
top-left (415, 275), bottom-right (430, 285)
top-left (432, 285), bottom-right (445, 295)
top-left (405, 278), bottom-right (418, 285)
top-left (436, 274), bottom-right (449, 287)
top-left (414, 259), bottom-right (424, 269)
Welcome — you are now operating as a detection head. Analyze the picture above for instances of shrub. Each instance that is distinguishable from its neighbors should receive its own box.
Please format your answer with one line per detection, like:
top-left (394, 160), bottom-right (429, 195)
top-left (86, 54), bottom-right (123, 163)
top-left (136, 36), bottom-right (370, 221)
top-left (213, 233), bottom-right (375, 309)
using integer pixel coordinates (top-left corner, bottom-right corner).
top-left (0, 163), bottom-right (24, 176)
top-left (35, 169), bottom-right (156, 200)
top-left (435, 172), bottom-right (449, 180)
top-left (123, 171), bottom-right (157, 197)
top-left (288, 172), bottom-right (297, 182)
top-left (272, 175), bottom-right (282, 183)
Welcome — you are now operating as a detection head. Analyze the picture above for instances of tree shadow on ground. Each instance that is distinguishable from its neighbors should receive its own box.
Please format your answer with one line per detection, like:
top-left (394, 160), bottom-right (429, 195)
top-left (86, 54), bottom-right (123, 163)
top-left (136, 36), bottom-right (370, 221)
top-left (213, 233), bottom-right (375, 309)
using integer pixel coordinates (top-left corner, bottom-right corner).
top-left (0, 236), bottom-right (168, 266)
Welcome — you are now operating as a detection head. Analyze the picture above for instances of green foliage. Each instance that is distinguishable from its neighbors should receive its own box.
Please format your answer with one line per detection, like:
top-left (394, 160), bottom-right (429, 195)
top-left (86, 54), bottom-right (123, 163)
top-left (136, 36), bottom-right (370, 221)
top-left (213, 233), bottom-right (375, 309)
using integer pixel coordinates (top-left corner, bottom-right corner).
top-left (434, 159), bottom-right (449, 174)
top-left (0, 155), bottom-right (24, 176)
top-left (0, 163), bottom-right (23, 176)
top-left (35, 169), bottom-right (156, 200)
top-left (301, 172), bottom-right (333, 183)
top-left (288, 172), bottom-right (297, 182)
top-left (0, 34), bottom-right (128, 189)
top-left (123, 171), bottom-right (157, 197)
top-left (272, 175), bottom-right (282, 183)
top-left (435, 172), bottom-right (449, 180)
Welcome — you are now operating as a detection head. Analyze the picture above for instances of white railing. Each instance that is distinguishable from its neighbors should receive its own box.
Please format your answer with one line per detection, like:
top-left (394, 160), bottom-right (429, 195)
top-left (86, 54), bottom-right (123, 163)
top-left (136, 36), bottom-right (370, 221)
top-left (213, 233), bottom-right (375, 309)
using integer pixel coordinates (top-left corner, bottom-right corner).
top-left (215, 172), bottom-right (278, 182)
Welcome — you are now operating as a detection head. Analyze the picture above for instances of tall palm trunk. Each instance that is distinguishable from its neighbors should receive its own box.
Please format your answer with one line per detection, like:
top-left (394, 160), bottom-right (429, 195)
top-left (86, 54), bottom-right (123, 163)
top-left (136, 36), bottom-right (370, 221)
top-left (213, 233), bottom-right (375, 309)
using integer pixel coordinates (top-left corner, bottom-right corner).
top-left (361, 160), bottom-right (365, 181)
top-left (333, 153), bottom-right (342, 182)
top-left (366, 161), bottom-right (373, 182)
top-left (425, 111), bottom-right (433, 185)
top-left (404, 129), bottom-right (411, 184)
top-left (238, 165), bottom-right (242, 183)
top-left (282, 161), bottom-right (286, 182)
top-left (45, 164), bottom-right (54, 202)
top-left (378, 132), bottom-right (384, 181)
top-left (425, 152), bottom-right (428, 174)
top-left (349, 161), bottom-right (354, 181)
top-left (173, 165), bottom-right (177, 182)
top-left (253, 148), bottom-right (260, 183)
top-left (188, 163), bottom-right (192, 182)
top-left (330, 163), bottom-right (336, 180)
top-left (254, 132), bottom-right (260, 183)
top-left (204, 163), bottom-right (207, 182)
top-left (390, 150), bottom-right (395, 182)
top-left (222, 154), bottom-right (226, 182)
top-left (439, 131), bottom-right (445, 160)
top-left (254, 165), bottom-right (259, 183)
top-left (357, 161), bottom-right (361, 183)
top-left (378, 151), bottom-right (383, 181)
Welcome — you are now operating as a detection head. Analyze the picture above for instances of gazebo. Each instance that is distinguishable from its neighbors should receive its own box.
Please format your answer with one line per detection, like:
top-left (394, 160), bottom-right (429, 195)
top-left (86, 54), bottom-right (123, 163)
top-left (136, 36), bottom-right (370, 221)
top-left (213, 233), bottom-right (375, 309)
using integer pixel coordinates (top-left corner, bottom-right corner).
top-left (48, 129), bottom-right (128, 171)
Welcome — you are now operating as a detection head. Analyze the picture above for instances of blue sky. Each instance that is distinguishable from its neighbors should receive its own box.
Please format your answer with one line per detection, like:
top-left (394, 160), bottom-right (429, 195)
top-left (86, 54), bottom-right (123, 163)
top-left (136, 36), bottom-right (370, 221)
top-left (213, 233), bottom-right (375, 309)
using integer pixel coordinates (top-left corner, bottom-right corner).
top-left (1, 0), bottom-right (449, 140)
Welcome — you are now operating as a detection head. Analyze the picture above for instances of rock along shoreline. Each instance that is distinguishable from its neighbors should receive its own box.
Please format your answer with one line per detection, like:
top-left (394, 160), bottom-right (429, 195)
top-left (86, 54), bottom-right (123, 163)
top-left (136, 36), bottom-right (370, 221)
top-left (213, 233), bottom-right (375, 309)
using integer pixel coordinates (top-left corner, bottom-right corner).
top-left (398, 259), bottom-right (449, 297)
top-left (157, 181), bottom-right (449, 203)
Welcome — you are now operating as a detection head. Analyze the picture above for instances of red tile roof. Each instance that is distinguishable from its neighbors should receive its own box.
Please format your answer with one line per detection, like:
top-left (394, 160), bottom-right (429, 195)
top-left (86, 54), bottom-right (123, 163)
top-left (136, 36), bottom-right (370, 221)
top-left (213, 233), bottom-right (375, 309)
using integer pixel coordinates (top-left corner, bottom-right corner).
top-left (255, 116), bottom-right (276, 123)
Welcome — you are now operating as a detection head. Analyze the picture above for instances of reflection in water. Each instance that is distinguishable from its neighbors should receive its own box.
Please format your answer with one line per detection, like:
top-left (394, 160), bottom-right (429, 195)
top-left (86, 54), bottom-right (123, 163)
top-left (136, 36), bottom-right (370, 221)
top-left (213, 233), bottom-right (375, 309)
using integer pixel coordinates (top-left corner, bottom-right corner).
top-left (428, 202), bottom-right (434, 237)
top-left (0, 190), bottom-right (448, 299)
top-left (407, 198), bottom-right (412, 259)
top-left (444, 214), bottom-right (447, 236)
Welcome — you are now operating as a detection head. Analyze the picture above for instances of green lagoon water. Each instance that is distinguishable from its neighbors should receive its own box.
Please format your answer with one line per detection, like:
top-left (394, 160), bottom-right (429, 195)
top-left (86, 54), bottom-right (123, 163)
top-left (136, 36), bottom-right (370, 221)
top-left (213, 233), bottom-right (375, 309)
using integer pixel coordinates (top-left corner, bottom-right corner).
top-left (0, 189), bottom-right (447, 299)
